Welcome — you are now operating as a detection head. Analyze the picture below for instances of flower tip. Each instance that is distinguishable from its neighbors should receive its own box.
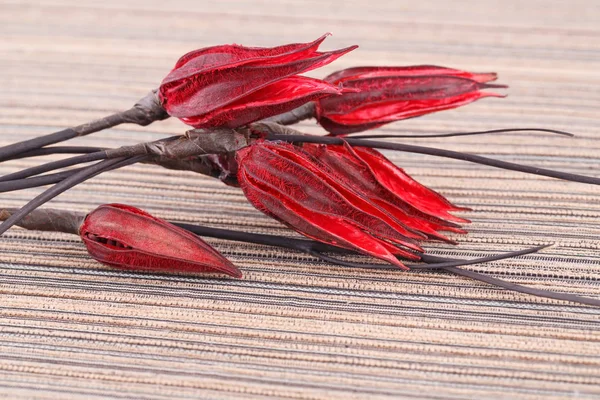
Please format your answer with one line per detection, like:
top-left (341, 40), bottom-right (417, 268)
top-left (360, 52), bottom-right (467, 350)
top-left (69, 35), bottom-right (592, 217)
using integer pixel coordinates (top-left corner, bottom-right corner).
top-left (313, 33), bottom-right (332, 47)
top-left (389, 256), bottom-right (410, 271)
top-left (329, 44), bottom-right (359, 59)
top-left (472, 72), bottom-right (499, 83)
top-left (229, 268), bottom-right (244, 279)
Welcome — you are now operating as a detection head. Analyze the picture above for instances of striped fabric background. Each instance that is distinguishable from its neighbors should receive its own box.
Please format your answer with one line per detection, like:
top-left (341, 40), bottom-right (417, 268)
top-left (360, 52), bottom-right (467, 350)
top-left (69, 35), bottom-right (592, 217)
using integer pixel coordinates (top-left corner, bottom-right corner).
top-left (1, 0), bottom-right (600, 398)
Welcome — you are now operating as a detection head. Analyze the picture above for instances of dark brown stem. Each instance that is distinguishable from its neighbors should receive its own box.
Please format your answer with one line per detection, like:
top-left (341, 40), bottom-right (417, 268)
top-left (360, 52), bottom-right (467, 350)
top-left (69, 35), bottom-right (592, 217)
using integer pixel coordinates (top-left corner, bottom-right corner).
top-left (349, 128), bottom-right (575, 139)
top-left (169, 223), bottom-right (600, 307)
top-left (0, 90), bottom-right (168, 162)
top-left (0, 152), bottom-right (108, 182)
top-left (0, 208), bottom-right (83, 234)
top-left (262, 102), bottom-right (316, 125)
top-left (6, 146), bottom-right (106, 160)
top-left (0, 168), bottom-right (86, 193)
top-left (0, 129), bottom-right (249, 183)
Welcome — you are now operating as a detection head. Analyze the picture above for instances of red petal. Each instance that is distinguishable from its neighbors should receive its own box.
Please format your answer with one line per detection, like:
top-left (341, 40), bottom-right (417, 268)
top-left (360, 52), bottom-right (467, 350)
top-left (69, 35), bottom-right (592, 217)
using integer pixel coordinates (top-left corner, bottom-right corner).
top-left (352, 147), bottom-right (470, 223)
top-left (182, 76), bottom-right (342, 128)
top-left (317, 71), bottom-right (506, 134)
top-left (320, 75), bottom-right (504, 116)
top-left (172, 33), bottom-right (331, 74)
top-left (323, 91), bottom-right (504, 126)
top-left (325, 65), bottom-right (498, 85)
top-left (80, 204), bottom-right (241, 277)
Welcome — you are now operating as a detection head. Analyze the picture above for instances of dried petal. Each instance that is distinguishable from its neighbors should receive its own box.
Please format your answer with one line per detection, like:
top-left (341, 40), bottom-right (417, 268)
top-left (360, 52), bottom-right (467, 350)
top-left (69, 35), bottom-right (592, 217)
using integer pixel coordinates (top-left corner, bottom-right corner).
top-left (80, 204), bottom-right (241, 277)
top-left (352, 146), bottom-right (471, 223)
top-left (324, 65), bottom-right (498, 85)
top-left (302, 143), bottom-right (466, 241)
top-left (181, 76), bottom-right (343, 128)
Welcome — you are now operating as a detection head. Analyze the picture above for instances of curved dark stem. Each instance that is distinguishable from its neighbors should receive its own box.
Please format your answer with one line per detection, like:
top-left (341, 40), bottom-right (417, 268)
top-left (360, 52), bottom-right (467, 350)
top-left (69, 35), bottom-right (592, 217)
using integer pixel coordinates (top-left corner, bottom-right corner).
top-left (262, 102), bottom-right (316, 125)
top-left (306, 245), bottom-right (549, 270)
top-left (0, 151), bottom-right (108, 182)
top-left (0, 90), bottom-right (168, 162)
top-left (174, 223), bottom-right (338, 254)
top-left (174, 223), bottom-right (547, 269)
top-left (442, 266), bottom-right (600, 307)
top-left (0, 155), bottom-right (148, 236)
top-left (0, 168), bottom-right (85, 193)
top-left (268, 134), bottom-right (600, 185)
top-left (0, 118), bottom-right (122, 163)
top-left (307, 251), bottom-right (397, 269)
top-left (5, 146), bottom-right (106, 161)
top-left (414, 245), bottom-right (551, 269)
top-left (350, 128), bottom-right (575, 139)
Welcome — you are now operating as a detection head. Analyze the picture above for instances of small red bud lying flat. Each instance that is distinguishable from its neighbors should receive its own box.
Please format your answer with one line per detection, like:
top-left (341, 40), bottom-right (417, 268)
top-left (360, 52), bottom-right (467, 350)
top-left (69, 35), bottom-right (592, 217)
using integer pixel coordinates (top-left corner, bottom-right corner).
top-left (80, 204), bottom-right (241, 278)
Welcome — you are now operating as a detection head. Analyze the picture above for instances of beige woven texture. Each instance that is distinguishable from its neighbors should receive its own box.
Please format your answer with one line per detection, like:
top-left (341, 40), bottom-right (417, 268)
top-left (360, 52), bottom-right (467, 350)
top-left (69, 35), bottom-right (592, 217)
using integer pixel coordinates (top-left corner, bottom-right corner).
top-left (1, 0), bottom-right (600, 398)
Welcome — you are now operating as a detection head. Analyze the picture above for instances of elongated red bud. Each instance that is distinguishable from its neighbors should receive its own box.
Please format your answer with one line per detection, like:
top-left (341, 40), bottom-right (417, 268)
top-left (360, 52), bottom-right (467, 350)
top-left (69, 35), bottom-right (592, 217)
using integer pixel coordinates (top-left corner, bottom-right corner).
top-left (80, 204), bottom-right (241, 278)
top-left (159, 34), bottom-right (357, 129)
top-left (316, 65), bottom-right (506, 135)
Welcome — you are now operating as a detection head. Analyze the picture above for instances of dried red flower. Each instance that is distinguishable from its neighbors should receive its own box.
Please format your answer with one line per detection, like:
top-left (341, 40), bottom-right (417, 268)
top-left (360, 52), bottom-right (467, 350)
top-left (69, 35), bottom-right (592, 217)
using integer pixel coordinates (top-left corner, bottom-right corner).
top-left (316, 65), bottom-right (507, 135)
top-left (236, 140), bottom-right (467, 269)
top-left (159, 34), bottom-right (356, 129)
top-left (80, 204), bottom-right (241, 277)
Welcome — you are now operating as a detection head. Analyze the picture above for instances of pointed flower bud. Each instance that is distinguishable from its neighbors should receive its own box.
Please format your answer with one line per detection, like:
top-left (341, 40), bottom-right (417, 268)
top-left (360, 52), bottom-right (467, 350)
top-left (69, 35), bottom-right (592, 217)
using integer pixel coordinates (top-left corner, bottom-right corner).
top-left (236, 140), bottom-right (467, 269)
top-left (159, 34), bottom-right (357, 129)
top-left (316, 65), bottom-right (507, 135)
top-left (80, 204), bottom-right (241, 278)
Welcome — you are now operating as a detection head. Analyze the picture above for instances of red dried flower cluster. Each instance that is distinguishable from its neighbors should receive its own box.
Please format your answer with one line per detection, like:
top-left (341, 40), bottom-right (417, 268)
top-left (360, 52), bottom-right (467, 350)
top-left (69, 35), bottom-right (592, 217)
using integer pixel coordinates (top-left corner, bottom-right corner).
top-left (3, 33), bottom-right (597, 305)
top-left (236, 140), bottom-right (467, 269)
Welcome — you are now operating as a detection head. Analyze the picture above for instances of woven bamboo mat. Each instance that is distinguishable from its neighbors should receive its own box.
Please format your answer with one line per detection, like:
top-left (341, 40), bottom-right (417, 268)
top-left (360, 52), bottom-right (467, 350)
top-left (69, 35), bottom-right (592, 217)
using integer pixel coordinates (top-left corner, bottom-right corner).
top-left (1, 0), bottom-right (600, 398)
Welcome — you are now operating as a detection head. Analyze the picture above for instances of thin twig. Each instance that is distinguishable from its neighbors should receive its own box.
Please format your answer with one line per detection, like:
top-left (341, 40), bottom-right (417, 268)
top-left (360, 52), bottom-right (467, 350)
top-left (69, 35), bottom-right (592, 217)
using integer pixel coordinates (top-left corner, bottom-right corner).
top-left (262, 102), bottom-right (316, 125)
top-left (0, 90), bottom-right (168, 162)
top-left (267, 134), bottom-right (600, 185)
top-left (0, 155), bottom-right (148, 236)
top-left (349, 128), bottom-right (575, 139)
top-left (5, 146), bottom-right (106, 160)
top-left (0, 152), bottom-right (108, 182)
top-left (0, 168), bottom-right (85, 193)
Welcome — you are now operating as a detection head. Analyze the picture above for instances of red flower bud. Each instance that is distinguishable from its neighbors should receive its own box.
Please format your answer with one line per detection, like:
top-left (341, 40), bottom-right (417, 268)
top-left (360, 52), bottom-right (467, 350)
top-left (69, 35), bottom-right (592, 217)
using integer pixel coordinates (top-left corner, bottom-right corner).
top-left (159, 34), bottom-right (357, 129)
top-left (80, 204), bottom-right (241, 278)
top-left (316, 65), bottom-right (507, 135)
top-left (236, 140), bottom-right (467, 269)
